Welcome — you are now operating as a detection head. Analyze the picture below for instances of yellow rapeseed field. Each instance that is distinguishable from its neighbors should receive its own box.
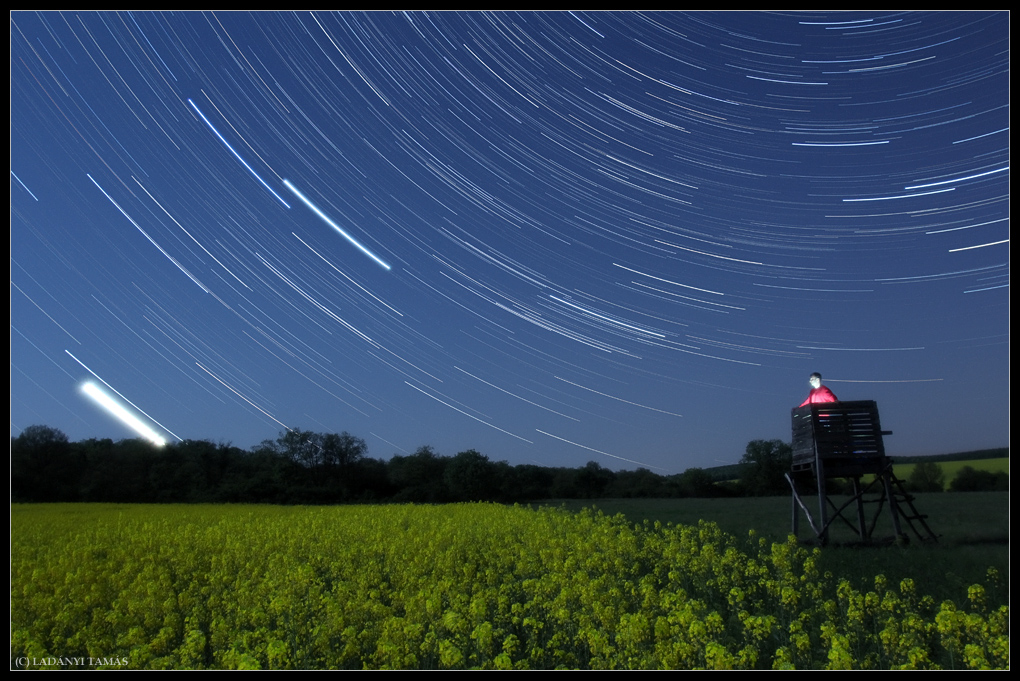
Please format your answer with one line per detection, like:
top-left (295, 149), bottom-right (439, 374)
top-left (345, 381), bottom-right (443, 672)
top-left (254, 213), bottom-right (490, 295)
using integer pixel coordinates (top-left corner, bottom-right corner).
top-left (10, 504), bottom-right (1008, 669)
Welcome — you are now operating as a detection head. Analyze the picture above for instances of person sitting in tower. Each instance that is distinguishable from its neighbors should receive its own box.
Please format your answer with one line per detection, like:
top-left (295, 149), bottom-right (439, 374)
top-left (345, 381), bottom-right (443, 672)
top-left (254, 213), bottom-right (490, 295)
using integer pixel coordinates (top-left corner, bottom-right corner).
top-left (798, 372), bottom-right (838, 407)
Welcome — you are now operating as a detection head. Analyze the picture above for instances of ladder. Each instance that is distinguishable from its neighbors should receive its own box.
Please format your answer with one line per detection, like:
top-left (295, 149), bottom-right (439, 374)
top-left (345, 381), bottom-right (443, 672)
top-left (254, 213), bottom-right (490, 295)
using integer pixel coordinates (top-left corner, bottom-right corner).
top-left (874, 466), bottom-right (939, 544)
top-left (787, 464), bottom-right (938, 545)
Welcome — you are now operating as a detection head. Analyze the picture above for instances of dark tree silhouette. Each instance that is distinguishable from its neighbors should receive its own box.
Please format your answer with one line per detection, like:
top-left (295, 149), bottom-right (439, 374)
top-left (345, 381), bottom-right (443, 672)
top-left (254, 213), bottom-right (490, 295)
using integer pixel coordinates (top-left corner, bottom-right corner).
top-left (12, 425), bottom-right (80, 501)
top-left (388, 445), bottom-right (450, 502)
top-left (740, 439), bottom-right (792, 496)
top-left (444, 449), bottom-right (499, 501)
top-left (907, 461), bottom-right (945, 493)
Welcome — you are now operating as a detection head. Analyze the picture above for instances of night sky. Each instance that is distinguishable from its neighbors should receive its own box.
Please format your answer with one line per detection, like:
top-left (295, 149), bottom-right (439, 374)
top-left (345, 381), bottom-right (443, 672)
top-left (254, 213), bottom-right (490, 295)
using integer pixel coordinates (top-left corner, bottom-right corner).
top-left (11, 12), bottom-right (1009, 473)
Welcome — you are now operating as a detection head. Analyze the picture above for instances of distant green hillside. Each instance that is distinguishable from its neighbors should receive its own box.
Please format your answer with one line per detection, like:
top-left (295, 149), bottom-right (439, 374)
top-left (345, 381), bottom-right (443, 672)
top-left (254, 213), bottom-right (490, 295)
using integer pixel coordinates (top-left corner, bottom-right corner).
top-left (893, 458), bottom-right (1009, 492)
top-left (888, 448), bottom-right (1008, 464)
top-left (700, 447), bottom-right (1008, 481)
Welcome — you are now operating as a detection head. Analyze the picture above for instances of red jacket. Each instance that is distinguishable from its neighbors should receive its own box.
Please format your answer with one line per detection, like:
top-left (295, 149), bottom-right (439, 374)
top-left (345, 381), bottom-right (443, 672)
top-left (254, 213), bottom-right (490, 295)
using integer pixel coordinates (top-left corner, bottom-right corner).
top-left (798, 386), bottom-right (838, 408)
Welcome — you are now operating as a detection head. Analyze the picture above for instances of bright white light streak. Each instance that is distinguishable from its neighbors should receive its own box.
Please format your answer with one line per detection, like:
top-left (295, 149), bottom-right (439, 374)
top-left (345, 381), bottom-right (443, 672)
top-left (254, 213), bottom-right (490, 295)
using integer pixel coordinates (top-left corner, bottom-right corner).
top-left (133, 176), bottom-right (251, 289)
top-left (825, 378), bottom-right (943, 383)
top-left (292, 233), bottom-right (402, 315)
top-left (953, 128), bottom-right (1008, 144)
top-left (875, 263), bottom-right (1003, 283)
top-left (752, 282), bottom-right (871, 293)
top-left (613, 263), bottom-right (723, 296)
top-left (905, 166), bottom-right (1007, 190)
top-left (842, 188), bottom-right (955, 202)
top-left (283, 180), bottom-right (392, 270)
top-left (81, 381), bottom-right (167, 446)
top-left (949, 239), bottom-right (1008, 252)
top-left (455, 366), bottom-right (580, 421)
top-left (88, 174), bottom-right (211, 293)
top-left (536, 430), bottom-right (662, 470)
top-left (796, 346), bottom-right (924, 351)
top-left (309, 12), bottom-right (391, 106)
top-left (550, 296), bottom-right (666, 338)
top-left (630, 281), bottom-right (744, 310)
top-left (254, 253), bottom-right (379, 346)
top-left (569, 11), bottom-right (604, 37)
top-left (66, 350), bottom-right (181, 442)
top-left (405, 381), bottom-right (533, 443)
top-left (964, 283), bottom-right (1008, 293)
top-left (187, 99), bottom-right (291, 208)
top-left (654, 239), bottom-right (764, 265)
top-left (555, 376), bottom-right (683, 417)
top-left (793, 140), bottom-right (890, 147)
top-left (12, 282), bottom-right (82, 344)
top-left (196, 362), bottom-right (291, 431)
top-left (848, 55), bottom-right (936, 72)
top-left (747, 76), bottom-right (827, 85)
top-left (926, 217), bottom-right (1007, 234)
top-left (11, 171), bottom-right (38, 200)
top-left (462, 43), bottom-right (539, 107)
top-left (800, 18), bottom-right (876, 26)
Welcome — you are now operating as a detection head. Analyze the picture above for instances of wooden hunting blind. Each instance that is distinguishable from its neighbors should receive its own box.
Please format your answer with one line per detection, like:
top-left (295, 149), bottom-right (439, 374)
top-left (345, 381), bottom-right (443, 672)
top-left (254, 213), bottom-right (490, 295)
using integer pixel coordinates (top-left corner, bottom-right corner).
top-left (787, 400), bottom-right (936, 545)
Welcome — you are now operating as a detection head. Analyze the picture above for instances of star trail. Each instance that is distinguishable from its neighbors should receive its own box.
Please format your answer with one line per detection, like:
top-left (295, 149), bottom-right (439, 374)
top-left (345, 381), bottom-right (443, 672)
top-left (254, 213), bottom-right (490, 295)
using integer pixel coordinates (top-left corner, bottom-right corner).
top-left (11, 12), bottom-right (1008, 472)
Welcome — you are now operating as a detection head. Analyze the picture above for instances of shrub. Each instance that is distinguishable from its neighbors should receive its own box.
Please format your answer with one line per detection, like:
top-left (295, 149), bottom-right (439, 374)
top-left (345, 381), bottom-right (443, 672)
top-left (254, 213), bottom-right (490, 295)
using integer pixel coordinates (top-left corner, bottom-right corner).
top-left (949, 466), bottom-right (1008, 492)
top-left (907, 461), bottom-right (945, 492)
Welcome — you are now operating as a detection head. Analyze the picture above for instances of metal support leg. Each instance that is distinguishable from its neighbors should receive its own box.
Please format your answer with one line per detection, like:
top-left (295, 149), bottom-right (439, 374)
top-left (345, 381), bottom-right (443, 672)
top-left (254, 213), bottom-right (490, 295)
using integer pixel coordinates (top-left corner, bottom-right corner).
top-left (851, 477), bottom-right (868, 540)
top-left (882, 469), bottom-right (904, 540)
top-left (814, 451), bottom-right (828, 545)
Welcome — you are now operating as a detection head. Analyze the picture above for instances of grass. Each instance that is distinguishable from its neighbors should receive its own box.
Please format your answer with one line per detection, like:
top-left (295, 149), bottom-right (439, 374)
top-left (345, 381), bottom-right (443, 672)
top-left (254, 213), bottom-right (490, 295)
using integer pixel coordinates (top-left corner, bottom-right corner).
top-left (891, 458), bottom-right (1009, 491)
top-left (542, 491), bottom-right (1009, 608)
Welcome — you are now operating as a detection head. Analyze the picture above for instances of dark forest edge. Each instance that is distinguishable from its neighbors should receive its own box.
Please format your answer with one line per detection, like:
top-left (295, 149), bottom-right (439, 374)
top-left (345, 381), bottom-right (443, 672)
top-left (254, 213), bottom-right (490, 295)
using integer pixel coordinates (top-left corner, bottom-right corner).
top-left (10, 425), bottom-right (1008, 504)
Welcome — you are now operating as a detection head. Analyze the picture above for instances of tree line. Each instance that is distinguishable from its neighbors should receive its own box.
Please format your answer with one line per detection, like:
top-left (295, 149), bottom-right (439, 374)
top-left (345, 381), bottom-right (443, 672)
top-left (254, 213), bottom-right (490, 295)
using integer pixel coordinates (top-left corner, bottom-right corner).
top-left (11, 425), bottom-right (732, 504)
top-left (11, 425), bottom-right (1004, 504)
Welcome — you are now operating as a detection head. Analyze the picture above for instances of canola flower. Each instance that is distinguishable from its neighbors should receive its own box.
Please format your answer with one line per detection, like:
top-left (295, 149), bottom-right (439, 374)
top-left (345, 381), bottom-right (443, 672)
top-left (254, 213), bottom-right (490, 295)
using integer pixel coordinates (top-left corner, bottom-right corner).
top-left (10, 504), bottom-right (1008, 670)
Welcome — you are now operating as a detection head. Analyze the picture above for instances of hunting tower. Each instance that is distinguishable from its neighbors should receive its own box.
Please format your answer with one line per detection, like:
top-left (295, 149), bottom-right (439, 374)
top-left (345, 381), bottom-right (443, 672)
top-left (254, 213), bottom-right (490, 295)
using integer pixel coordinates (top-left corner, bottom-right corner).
top-left (787, 400), bottom-right (937, 545)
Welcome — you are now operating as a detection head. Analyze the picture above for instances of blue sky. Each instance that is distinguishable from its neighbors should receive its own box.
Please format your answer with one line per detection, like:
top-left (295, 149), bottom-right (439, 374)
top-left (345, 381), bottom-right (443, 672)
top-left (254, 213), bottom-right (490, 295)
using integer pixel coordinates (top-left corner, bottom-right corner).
top-left (11, 12), bottom-right (1008, 472)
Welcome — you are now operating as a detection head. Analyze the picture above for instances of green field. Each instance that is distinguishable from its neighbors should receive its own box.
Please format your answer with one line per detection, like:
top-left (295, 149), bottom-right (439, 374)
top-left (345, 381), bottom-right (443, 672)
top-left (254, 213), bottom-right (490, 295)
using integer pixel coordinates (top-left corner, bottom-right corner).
top-left (11, 501), bottom-right (1009, 670)
top-left (891, 459), bottom-right (1009, 491)
top-left (546, 492), bottom-right (1008, 610)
